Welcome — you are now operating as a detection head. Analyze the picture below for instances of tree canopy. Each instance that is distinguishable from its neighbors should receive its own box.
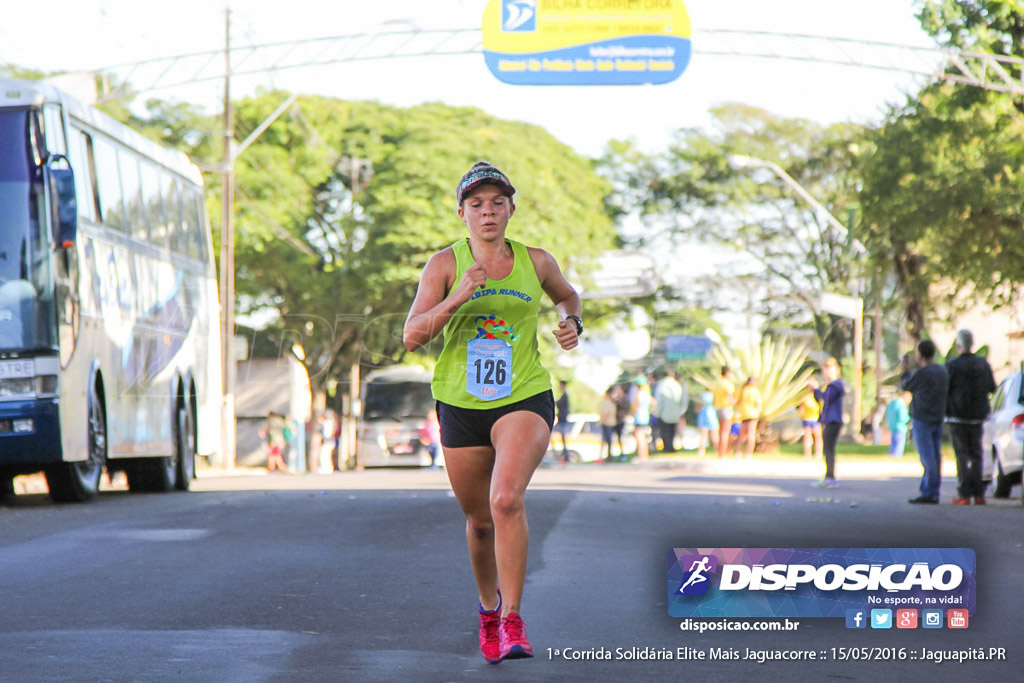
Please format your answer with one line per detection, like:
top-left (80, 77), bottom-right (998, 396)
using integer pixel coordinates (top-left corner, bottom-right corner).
top-left (599, 103), bottom-right (867, 358)
top-left (222, 93), bottom-right (617, 401)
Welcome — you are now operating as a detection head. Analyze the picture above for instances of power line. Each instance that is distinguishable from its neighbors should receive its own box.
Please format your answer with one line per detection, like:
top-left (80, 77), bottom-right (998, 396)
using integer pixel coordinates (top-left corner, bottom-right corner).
top-left (86, 26), bottom-right (1024, 103)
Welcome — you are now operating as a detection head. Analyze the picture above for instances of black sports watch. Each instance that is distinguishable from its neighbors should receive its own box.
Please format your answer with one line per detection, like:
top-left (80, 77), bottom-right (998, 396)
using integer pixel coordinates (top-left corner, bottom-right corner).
top-left (564, 315), bottom-right (583, 337)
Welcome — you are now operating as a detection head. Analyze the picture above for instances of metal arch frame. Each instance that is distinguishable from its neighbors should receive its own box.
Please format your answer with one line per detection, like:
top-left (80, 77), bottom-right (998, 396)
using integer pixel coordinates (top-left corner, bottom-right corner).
top-left (89, 26), bottom-right (1024, 103)
top-left (95, 28), bottom-right (484, 103)
top-left (696, 28), bottom-right (1024, 97)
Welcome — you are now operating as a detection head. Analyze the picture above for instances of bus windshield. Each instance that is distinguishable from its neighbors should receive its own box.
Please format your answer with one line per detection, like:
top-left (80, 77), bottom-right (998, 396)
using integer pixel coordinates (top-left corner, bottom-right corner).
top-left (0, 108), bottom-right (54, 351)
top-left (363, 381), bottom-right (434, 421)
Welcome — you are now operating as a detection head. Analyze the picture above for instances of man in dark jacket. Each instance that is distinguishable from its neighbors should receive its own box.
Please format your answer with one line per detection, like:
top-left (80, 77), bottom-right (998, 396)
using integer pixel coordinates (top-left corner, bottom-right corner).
top-left (945, 330), bottom-right (996, 505)
top-left (900, 339), bottom-right (949, 504)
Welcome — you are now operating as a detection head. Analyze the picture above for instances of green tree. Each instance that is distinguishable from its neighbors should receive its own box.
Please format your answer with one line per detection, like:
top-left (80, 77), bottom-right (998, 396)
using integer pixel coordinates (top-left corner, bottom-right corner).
top-left (600, 104), bottom-right (868, 360)
top-left (858, 2), bottom-right (1024, 341)
top-left (860, 87), bottom-right (1024, 340)
top-left (226, 93), bottom-right (618, 420)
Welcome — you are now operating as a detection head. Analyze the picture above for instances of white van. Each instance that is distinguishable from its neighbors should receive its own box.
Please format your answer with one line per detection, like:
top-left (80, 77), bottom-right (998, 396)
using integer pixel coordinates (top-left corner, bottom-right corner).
top-left (356, 366), bottom-right (437, 468)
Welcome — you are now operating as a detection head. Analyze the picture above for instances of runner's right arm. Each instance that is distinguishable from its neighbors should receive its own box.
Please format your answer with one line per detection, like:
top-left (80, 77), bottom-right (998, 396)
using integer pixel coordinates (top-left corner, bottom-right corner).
top-left (403, 249), bottom-right (486, 352)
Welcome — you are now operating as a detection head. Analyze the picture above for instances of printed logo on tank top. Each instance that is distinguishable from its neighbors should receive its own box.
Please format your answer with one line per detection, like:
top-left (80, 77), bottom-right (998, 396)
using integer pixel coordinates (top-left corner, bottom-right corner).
top-left (474, 314), bottom-right (521, 342)
top-left (469, 287), bottom-right (533, 303)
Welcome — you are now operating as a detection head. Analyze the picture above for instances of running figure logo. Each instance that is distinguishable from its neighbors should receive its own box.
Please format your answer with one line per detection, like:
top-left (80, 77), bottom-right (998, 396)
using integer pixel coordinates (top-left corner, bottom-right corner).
top-left (677, 554), bottom-right (718, 596)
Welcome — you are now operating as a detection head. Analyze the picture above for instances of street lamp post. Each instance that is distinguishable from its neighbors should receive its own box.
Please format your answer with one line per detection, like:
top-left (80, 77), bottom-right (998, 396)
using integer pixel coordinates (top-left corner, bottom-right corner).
top-left (728, 154), bottom-right (866, 255)
top-left (727, 154), bottom-right (866, 435)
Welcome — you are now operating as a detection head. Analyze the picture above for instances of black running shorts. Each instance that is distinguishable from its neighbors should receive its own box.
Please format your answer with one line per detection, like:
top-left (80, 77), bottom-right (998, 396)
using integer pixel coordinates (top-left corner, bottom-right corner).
top-left (436, 390), bottom-right (555, 449)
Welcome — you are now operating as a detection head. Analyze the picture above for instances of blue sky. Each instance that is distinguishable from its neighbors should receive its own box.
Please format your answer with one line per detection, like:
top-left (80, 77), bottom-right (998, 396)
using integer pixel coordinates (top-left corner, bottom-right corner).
top-left (1, 0), bottom-right (939, 157)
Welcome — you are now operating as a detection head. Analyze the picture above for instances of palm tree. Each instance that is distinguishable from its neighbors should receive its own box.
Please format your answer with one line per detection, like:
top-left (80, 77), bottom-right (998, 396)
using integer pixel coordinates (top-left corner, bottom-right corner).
top-left (694, 333), bottom-right (814, 451)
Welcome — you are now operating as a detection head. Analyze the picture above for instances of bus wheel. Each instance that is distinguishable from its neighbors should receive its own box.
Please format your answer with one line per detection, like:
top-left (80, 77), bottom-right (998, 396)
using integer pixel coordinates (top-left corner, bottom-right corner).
top-left (174, 405), bottom-right (195, 491)
top-left (128, 453), bottom-right (176, 493)
top-left (1, 474), bottom-right (14, 502)
top-left (46, 388), bottom-right (106, 503)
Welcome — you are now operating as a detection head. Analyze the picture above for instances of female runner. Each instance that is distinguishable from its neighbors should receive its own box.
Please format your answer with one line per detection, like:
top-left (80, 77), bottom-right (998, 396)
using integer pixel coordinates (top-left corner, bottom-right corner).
top-left (404, 161), bottom-right (582, 664)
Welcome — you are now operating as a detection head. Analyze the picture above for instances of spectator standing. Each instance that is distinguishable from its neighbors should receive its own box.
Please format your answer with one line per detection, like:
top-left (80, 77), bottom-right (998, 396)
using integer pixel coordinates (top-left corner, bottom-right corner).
top-left (945, 330), bottom-right (996, 505)
top-left (612, 385), bottom-right (631, 458)
top-left (695, 390), bottom-right (718, 457)
top-left (900, 339), bottom-right (950, 504)
top-left (734, 377), bottom-right (762, 458)
top-left (810, 358), bottom-right (845, 488)
top-left (632, 375), bottom-right (652, 461)
top-left (259, 411), bottom-right (288, 472)
top-left (420, 408), bottom-right (442, 469)
top-left (798, 384), bottom-right (823, 459)
top-left (885, 392), bottom-right (911, 458)
top-left (712, 367), bottom-right (736, 458)
top-left (598, 386), bottom-right (618, 461)
top-left (554, 380), bottom-right (571, 463)
top-left (318, 409), bottom-right (338, 474)
top-left (653, 369), bottom-right (686, 453)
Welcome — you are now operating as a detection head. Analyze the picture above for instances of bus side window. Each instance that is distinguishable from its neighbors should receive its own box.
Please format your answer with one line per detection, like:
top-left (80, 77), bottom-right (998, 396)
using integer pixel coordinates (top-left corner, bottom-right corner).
top-left (183, 189), bottom-right (207, 262)
top-left (92, 137), bottom-right (125, 232)
top-left (70, 128), bottom-right (96, 223)
top-left (139, 161), bottom-right (167, 248)
top-left (121, 152), bottom-right (146, 241)
top-left (167, 179), bottom-right (186, 256)
top-left (42, 104), bottom-right (67, 155)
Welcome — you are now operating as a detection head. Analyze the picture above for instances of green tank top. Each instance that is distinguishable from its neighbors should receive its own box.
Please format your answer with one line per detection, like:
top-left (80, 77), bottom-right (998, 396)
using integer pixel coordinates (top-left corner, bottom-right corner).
top-left (432, 238), bottom-right (552, 409)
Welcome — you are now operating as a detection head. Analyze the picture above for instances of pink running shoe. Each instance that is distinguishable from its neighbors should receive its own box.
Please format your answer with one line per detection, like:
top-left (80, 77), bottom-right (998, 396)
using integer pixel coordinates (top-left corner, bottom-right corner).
top-left (499, 612), bottom-right (534, 660)
top-left (478, 599), bottom-right (502, 664)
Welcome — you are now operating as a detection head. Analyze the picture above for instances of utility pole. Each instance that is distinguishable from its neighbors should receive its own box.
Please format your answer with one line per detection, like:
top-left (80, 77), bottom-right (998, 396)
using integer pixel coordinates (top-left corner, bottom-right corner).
top-left (215, 8), bottom-right (304, 468)
top-left (219, 8), bottom-right (237, 468)
top-left (853, 297), bottom-right (864, 438)
top-left (874, 294), bottom-right (884, 443)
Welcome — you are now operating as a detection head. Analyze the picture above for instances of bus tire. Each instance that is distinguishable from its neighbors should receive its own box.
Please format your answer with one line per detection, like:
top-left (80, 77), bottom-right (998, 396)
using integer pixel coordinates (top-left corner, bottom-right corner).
top-left (46, 386), bottom-right (106, 503)
top-left (130, 455), bottom-right (176, 493)
top-left (1, 474), bottom-right (14, 501)
top-left (174, 404), bottom-right (195, 491)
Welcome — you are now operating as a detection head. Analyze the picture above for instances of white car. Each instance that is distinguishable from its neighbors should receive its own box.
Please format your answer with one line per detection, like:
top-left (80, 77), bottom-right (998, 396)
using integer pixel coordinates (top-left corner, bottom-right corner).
top-left (981, 370), bottom-right (1024, 502)
top-left (546, 413), bottom-right (634, 463)
top-left (545, 413), bottom-right (700, 463)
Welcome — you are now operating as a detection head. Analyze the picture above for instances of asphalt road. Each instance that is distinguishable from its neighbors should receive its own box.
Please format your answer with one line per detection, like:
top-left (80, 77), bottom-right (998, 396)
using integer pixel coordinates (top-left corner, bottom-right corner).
top-left (0, 460), bottom-right (1020, 682)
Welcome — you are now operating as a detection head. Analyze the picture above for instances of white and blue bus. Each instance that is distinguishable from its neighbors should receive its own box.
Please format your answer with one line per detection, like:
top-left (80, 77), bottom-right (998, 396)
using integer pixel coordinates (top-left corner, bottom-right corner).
top-left (0, 78), bottom-right (221, 502)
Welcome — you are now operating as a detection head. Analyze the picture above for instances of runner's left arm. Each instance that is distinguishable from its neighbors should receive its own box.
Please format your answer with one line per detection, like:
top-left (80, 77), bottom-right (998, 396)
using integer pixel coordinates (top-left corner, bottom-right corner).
top-left (529, 247), bottom-right (581, 351)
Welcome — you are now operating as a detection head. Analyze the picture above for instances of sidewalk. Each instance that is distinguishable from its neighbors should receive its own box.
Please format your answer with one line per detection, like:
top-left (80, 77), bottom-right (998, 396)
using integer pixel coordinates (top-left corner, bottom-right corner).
top-left (194, 450), bottom-right (948, 481)
top-left (581, 451), bottom-right (953, 480)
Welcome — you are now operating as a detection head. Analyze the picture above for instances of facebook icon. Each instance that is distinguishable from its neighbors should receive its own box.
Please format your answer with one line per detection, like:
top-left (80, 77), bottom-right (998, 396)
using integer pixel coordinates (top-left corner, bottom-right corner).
top-left (845, 609), bottom-right (867, 629)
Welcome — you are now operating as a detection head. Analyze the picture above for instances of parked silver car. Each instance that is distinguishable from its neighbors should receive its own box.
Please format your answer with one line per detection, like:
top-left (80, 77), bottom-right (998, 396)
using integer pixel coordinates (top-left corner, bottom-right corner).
top-left (981, 370), bottom-right (1024, 502)
top-left (356, 366), bottom-right (439, 468)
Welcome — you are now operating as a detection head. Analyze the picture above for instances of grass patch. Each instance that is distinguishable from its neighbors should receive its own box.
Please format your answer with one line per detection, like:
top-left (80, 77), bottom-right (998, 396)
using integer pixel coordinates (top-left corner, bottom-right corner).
top-left (777, 441), bottom-right (955, 460)
top-left (779, 442), bottom-right (887, 457)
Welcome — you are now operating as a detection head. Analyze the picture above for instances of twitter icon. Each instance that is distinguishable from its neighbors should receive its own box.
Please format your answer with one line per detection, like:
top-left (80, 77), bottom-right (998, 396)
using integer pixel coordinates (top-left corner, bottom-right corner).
top-left (870, 609), bottom-right (892, 629)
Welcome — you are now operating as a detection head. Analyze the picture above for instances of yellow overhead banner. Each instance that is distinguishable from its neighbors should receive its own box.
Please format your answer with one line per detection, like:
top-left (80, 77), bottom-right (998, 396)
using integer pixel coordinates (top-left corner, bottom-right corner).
top-left (482, 0), bottom-right (692, 85)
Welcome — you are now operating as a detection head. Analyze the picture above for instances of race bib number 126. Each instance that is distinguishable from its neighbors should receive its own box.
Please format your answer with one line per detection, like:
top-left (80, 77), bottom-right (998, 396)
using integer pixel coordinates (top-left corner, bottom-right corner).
top-left (467, 338), bottom-right (512, 401)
